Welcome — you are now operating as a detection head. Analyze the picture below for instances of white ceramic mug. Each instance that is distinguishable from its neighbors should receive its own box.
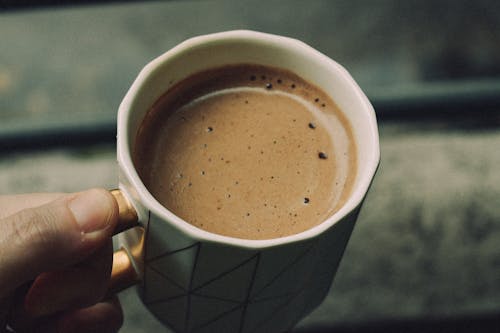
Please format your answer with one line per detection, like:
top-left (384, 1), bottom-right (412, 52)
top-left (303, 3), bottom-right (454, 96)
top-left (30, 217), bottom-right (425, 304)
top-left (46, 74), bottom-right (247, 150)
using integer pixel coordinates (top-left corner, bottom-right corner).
top-left (112, 30), bottom-right (380, 333)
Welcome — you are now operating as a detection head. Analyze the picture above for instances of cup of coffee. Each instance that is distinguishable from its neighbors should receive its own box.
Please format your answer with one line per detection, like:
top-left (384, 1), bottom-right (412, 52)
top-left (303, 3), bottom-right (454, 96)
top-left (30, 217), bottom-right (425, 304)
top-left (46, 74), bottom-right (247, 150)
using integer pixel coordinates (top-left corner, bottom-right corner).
top-left (111, 30), bottom-right (379, 332)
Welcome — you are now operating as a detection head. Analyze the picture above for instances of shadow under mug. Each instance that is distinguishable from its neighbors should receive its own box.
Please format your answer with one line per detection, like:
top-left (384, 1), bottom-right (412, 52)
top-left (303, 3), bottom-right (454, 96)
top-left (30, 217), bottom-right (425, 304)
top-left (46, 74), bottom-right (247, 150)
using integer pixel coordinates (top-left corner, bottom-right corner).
top-left (108, 30), bottom-right (380, 333)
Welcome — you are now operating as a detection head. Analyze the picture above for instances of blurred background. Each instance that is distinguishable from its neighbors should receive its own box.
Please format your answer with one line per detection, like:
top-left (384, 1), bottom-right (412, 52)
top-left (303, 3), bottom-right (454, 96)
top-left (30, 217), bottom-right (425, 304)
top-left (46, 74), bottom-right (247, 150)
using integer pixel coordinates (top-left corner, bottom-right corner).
top-left (1, 0), bottom-right (499, 332)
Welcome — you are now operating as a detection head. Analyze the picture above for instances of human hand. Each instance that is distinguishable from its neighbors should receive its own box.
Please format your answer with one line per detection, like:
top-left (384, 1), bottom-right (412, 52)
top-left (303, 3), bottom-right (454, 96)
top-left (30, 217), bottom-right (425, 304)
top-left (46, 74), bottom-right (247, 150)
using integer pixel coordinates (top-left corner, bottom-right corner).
top-left (0, 189), bottom-right (123, 332)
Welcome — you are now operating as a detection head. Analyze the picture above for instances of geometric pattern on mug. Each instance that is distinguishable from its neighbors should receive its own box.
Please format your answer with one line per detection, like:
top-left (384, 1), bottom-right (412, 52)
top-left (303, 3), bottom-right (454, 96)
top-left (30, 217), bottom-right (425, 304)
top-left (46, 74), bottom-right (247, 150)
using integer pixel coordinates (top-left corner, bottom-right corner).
top-left (142, 242), bottom-right (319, 332)
top-left (143, 242), bottom-right (258, 332)
top-left (140, 210), bottom-right (356, 332)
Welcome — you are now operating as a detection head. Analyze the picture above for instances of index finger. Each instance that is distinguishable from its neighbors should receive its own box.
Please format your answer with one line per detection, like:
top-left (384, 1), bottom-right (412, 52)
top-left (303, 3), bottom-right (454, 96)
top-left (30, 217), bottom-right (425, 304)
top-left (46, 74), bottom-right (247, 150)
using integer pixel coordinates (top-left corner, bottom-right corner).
top-left (0, 193), bottom-right (65, 219)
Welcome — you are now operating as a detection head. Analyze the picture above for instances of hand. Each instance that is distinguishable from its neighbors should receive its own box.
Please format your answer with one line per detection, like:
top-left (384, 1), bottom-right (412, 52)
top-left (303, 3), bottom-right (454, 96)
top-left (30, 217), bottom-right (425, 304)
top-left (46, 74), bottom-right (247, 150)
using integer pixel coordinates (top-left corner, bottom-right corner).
top-left (0, 189), bottom-right (123, 332)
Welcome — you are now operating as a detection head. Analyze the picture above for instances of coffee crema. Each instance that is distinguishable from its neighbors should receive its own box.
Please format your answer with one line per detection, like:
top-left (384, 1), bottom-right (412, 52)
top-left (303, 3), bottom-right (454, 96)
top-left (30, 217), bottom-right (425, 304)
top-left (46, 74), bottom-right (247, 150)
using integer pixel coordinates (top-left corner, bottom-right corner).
top-left (134, 64), bottom-right (357, 239)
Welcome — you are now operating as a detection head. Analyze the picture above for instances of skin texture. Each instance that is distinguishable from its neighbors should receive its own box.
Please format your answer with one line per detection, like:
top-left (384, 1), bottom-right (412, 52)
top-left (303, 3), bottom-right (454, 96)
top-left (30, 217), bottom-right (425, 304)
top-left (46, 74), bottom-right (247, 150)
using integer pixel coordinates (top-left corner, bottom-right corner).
top-left (0, 189), bottom-right (123, 332)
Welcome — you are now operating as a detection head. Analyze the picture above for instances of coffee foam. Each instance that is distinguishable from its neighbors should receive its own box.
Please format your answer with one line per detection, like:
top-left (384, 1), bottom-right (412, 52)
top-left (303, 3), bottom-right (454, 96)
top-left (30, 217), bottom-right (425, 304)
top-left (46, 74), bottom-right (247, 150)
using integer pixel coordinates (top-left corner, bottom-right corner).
top-left (183, 86), bottom-right (352, 208)
top-left (134, 64), bottom-right (357, 239)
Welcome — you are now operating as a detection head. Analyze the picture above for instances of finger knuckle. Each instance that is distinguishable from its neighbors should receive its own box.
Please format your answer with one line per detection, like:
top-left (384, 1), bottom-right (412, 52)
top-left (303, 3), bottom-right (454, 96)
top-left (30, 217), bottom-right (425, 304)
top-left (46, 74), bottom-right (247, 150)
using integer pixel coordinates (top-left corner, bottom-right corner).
top-left (9, 207), bottom-right (61, 251)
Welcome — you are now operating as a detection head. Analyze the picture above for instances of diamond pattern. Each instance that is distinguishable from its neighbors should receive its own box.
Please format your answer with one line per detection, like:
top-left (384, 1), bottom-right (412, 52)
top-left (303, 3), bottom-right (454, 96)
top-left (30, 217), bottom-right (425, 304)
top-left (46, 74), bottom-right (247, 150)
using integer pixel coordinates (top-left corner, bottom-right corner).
top-left (250, 240), bottom-right (313, 298)
top-left (143, 264), bottom-right (186, 304)
top-left (192, 243), bottom-right (257, 289)
top-left (251, 243), bottom-right (316, 301)
top-left (140, 209), bottom-right (356, 332)
top-left (191, 306), bottom-right (244, 333)
top-left (188, 295), bottom-right (242, 331)
top-left (147, 295), bottom-right (188, 333)
top-left (193, 253), bottom-right (259, 302)
top-left (147, 243), bottom-right (200, 290)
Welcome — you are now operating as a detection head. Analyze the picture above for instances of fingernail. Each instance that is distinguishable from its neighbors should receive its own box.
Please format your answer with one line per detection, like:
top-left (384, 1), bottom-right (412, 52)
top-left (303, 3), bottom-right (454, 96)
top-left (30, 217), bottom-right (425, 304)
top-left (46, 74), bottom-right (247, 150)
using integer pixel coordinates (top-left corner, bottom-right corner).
top-left (69, 189), bottom-right (113, 233)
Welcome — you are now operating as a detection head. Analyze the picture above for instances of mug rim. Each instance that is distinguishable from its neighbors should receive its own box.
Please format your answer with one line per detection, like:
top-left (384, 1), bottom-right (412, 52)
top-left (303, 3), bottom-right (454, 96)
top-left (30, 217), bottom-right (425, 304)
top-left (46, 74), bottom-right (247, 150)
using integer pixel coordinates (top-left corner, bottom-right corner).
top-left (117, 30), bottom-right (380, 249)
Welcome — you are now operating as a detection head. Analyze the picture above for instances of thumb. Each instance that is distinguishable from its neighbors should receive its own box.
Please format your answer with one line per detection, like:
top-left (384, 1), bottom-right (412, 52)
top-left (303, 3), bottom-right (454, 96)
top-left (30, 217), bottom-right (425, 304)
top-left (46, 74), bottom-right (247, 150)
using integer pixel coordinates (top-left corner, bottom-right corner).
top-left (0, 189), bottom-right (118, 295)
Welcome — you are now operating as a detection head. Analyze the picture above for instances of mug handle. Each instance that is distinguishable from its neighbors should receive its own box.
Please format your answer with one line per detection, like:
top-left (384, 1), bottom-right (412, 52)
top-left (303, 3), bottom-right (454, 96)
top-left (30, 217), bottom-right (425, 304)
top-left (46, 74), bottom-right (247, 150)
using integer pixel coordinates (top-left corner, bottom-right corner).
top-left (108, 189), bottom-right (142, 295)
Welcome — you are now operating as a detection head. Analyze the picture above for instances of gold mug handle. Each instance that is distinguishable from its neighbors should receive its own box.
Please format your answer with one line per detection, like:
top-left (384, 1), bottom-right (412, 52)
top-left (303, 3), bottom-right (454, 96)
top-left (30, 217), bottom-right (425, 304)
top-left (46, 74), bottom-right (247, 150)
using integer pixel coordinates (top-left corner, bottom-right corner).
top-left (108, 189), bottom-right (141, 296)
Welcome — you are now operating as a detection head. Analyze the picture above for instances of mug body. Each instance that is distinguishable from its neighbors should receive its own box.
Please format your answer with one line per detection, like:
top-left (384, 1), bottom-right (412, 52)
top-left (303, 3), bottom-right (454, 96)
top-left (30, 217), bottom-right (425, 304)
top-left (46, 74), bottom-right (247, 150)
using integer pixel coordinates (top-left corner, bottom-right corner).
top-left (117, 30), bottom-right (379, 332)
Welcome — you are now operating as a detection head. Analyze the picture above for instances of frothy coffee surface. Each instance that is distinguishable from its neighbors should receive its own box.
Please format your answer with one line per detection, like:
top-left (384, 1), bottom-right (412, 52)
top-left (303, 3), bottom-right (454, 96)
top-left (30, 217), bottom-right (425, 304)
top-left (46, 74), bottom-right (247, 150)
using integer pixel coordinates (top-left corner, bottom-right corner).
top-left (134, 64), bottom-right (357, 239)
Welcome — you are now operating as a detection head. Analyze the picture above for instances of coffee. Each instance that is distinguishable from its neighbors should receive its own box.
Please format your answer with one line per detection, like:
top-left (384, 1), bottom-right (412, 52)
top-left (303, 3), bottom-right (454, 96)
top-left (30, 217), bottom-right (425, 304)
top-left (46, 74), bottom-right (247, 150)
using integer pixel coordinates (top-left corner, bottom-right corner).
top-left (134, 64), bottom-right (357, 239)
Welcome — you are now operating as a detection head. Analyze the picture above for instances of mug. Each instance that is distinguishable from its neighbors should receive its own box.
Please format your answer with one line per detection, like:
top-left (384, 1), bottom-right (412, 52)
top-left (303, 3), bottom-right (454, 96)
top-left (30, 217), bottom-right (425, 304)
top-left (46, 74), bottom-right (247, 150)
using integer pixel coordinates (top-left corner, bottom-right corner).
top-left (110, 30), bottom-right (380, 333)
